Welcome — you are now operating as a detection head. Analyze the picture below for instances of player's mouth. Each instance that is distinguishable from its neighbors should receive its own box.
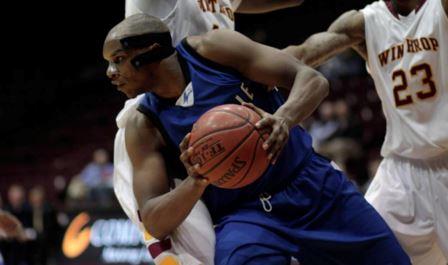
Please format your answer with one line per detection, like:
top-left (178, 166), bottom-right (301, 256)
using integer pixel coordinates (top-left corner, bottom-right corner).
top-left (111, 80), bottom-right (125, 88)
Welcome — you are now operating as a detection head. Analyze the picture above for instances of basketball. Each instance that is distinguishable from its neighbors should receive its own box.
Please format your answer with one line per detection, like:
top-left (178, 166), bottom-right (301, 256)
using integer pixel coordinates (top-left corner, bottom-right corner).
top-left (189, 104), bottom-right (270, 189)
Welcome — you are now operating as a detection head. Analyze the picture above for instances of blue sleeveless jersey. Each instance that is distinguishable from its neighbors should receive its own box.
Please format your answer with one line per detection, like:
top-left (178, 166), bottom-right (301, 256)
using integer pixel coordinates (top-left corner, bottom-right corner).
top-left (138, 39), bottom-right (313, 220)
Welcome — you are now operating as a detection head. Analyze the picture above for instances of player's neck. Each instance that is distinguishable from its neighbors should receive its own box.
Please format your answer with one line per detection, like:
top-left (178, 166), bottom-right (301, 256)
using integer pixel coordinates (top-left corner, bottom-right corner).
top-left (392, 0), bottom-right (420, 15)
top-left (152, 54), bottom-right (187, 99)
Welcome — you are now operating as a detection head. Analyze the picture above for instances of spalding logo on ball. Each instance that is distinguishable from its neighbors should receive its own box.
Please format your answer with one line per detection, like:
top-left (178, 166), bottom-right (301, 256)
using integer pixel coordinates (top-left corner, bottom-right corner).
top-left (189, 104), bottom-right (270, 189)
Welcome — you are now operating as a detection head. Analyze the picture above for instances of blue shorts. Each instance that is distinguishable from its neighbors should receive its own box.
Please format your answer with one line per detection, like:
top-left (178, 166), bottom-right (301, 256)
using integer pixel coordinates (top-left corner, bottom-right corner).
top-left (214, 153), bottom-right (410, 265)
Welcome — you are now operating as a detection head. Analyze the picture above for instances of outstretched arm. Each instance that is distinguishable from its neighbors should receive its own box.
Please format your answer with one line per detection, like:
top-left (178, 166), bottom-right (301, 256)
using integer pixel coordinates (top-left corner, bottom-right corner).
top-left (235, 0), bottom-right (303, 14)
top-left (284, 10), bottom-right (366, 68)
top-left (187, 29), bottom-right (328, 161)
top-left (126, 111), bottom-right (208, 240)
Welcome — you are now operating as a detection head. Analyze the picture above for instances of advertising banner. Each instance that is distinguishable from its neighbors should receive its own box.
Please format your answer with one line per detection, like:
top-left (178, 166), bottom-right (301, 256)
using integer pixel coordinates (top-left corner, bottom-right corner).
top-left (59, 210), bottom-right (153, 265)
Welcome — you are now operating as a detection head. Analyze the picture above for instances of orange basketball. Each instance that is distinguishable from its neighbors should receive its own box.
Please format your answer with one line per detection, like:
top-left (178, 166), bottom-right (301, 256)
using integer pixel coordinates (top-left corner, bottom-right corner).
top-left (189, 104), bottom-right (270, 189)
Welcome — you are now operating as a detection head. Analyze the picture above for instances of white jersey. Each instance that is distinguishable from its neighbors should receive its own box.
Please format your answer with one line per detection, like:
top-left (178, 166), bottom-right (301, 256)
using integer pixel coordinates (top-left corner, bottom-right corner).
top-left (362, 0), bottom-right (448, 159)
top-left (113, 96), bottom-right (143, 229)
top-left (125, 0), bottom-right (240, 45)
top-left (113, 96), bottom-right (215, 264)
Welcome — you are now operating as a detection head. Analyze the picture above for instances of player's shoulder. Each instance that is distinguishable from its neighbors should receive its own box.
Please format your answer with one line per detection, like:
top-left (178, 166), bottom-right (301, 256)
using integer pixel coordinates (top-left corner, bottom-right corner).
top-left (124, 109), bottom-right (167, 155)
top-left (329, 9), bottom-right (365, 39)
top-left (125, 108), bottom-right (155, 134)
top-left (339, 9), bottom-right (365, 27)
top-left (116, 95), bottom-right (145, 128)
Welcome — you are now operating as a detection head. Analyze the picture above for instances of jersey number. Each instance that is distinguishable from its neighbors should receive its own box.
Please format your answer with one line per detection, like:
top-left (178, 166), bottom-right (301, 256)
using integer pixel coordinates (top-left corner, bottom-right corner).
top-left (392, 63), bottom-right (437, 107)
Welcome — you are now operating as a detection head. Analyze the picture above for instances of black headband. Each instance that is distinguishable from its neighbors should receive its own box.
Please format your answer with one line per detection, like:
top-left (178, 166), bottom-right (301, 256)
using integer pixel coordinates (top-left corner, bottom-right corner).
top-left (120, 32), bottom-right (175, 68)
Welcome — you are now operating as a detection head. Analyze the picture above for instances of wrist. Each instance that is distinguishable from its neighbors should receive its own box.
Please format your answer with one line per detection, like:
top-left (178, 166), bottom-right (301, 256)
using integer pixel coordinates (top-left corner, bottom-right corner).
top-left (274, 106), bottom-right (297, 129)
top-left (186, 176), bottom-right (209, 192)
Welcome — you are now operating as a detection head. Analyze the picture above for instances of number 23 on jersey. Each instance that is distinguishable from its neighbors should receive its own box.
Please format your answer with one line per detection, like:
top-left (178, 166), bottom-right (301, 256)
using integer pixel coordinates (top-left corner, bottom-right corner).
top-left (392, 62), bottom-right (437, 107)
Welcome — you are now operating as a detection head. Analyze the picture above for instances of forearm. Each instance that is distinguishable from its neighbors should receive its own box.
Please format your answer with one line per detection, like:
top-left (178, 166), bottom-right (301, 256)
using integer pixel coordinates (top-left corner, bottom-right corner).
top-left (140, 176), bottom-right (206, 240)
top-left (284, 32), bottom-right (353, 68)
top-left (284, 10), bottom-right (365, 68)
top-left (275, 69), bottom-right (329, 126)
top-left (236, 0), bottom-right (302, 14)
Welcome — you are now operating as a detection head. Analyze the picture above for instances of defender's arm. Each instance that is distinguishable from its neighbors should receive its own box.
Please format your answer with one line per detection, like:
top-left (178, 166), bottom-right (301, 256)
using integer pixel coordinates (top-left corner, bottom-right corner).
top-left (284, 10), bottom-right (366, 68)
top-left (126, 111), bottom-right (207, 240)
top-left (236, 0), bottom-right (303, 14)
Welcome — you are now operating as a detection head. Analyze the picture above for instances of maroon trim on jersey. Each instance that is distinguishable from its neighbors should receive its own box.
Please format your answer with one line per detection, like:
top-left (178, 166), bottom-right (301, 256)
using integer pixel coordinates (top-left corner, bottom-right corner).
top-left (385, 0), bottom-right (427, 18)
top-left (385, 0), bottom-right (399, 18)
top-left (148, 238), bottom-right (172, 258)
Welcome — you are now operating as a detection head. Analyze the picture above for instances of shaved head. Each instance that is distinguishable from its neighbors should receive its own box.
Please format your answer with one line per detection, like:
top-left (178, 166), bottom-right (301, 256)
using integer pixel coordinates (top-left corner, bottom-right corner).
top-left (103, 14), bottom-right (177, 99)
top-left (106, 13), bottom-right (170, 42)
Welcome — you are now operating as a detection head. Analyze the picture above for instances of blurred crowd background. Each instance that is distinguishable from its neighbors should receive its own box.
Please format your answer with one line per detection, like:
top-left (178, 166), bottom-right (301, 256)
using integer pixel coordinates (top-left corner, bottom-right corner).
top-left (0, 0), bottom-right (384, 264)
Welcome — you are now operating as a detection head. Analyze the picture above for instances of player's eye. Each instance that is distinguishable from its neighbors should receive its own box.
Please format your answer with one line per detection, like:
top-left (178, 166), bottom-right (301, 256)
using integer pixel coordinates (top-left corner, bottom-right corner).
top-left (113, 56), bottom-right (125, 64)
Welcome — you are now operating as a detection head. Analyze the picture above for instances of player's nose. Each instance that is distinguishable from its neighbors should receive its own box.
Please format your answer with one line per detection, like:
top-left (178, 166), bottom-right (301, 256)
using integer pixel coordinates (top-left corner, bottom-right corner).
top-left (106, 63), bottom-right (119, 80)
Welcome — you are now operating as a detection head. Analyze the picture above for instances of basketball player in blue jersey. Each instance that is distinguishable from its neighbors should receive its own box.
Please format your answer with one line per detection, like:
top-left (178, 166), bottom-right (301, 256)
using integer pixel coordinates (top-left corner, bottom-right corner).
top-left (118, 0), bottom-right (306, 263)
top-left (103, 14), bottom-right (410, 265)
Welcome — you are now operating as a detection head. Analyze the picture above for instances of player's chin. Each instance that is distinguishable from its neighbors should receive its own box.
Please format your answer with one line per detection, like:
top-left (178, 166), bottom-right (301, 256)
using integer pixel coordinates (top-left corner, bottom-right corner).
top-left (119, 86), bottom-right (137, 98)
